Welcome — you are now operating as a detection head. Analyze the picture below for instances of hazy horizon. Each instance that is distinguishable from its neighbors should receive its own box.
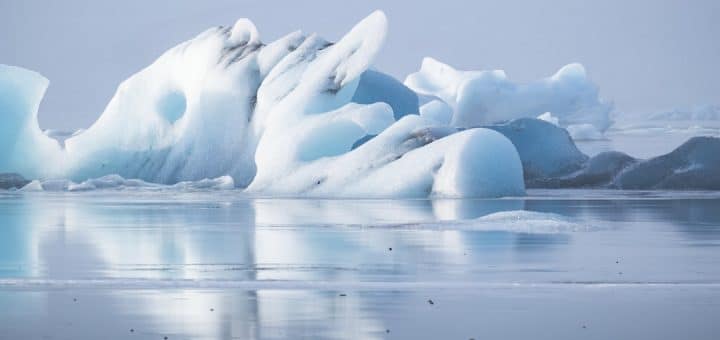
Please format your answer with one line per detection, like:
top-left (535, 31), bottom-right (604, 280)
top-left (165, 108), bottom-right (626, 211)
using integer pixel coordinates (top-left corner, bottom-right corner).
top-left (2, 0), bottom-right (719, 130)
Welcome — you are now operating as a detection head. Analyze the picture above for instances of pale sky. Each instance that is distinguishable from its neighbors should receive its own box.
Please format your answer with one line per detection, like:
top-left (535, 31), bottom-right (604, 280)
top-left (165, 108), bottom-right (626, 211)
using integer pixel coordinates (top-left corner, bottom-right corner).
top-left (2, 0), bottom-right (719, 130)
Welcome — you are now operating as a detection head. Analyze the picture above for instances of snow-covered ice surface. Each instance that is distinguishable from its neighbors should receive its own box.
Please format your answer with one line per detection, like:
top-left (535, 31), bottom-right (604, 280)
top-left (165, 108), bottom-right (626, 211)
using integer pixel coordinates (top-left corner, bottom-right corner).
top-left (1, 191), bottom-right (719, 339)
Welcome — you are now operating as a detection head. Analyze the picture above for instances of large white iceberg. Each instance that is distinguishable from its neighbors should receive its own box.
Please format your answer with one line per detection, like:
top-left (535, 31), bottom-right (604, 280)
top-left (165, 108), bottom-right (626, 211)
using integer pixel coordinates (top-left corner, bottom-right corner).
top-left (404, 57), bottom-right (613, 131)
top-left (0, 11), bottom-right (525, 198)
top-left (0, 66), bottom-right (65, 179)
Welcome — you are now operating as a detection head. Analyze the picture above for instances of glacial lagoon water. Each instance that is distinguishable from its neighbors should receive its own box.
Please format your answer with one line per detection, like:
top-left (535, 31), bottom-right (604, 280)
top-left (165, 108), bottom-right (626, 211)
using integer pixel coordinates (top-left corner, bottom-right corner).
top-left (1, 190), bottom-right (719, 339)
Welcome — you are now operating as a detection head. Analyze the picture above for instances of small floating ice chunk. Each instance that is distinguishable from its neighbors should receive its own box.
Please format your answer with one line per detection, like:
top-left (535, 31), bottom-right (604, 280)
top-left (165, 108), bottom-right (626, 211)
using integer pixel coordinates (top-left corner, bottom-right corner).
top-left (171, 175), bottom-right (235, 190)
top-left (473, 210), bottom-right (590, 233)
top-left (17, 174), bottom-right (235, 192)
top-left (400, 210), bottom-right (592, 233)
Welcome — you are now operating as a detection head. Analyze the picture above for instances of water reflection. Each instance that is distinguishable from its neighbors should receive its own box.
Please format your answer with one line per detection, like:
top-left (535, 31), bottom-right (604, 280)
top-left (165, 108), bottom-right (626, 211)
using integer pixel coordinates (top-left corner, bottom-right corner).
top-left (1, 192), bottom-right (719, 338)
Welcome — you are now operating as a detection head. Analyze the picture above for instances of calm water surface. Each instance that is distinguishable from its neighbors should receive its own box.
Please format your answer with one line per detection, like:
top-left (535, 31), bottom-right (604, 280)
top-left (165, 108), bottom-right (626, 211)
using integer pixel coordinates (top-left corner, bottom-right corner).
top-left (1, 190), bottom-right (719, 339)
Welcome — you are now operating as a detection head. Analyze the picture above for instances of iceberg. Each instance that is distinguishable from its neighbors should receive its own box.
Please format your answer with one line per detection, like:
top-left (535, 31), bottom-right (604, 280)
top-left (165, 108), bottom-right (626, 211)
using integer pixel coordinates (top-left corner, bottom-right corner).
top-left (487, 117), bottom-right (720, 190)
top-left (404, 58), bottom-right (613, 131)
top-left (485, 118), bottom-right (588, 181)
top-left (0, 11), bottom-right (525, 198)
top-left (612, 105), bottom-right (720, 136)
top-left (531, 151), bottom-right (638, 188)
top-left (351, 69), bottom-right (418, 120)
top-left (247, 111), bottom-right (525, 198)
top-left (420, 100), bottom-right (453, 125)
top-left (4, 10), bottom-right (714, 195)
top-left (0, 65), bottom-right (64, 179)
top-left (614, 136), bottom-right (720, 190)
top-left (536, 112), bottom-right (606, 141)
top-left (0, 173), bottom-right (30, 190)
top-left (566, 123), bottom-right (605, 141)
top-left (647, 105), bottom-right (720, 122)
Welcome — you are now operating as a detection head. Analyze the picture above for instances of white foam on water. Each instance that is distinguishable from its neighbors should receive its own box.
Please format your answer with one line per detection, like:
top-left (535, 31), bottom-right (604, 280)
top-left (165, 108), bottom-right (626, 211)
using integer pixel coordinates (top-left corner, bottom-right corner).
top-left (17, 174), bottom-right (235, 192)
top-left (372, 210), bottom-right (596, 233)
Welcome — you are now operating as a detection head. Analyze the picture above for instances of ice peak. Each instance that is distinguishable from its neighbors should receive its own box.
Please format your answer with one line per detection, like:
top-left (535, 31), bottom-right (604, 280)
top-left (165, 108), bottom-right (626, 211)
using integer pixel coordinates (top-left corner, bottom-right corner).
top-left (228, 18), bottom-right (260, 46)
top-left (364, 10), bottom-right (388, 30)
top-left (552, 63), bottom-right (586, 80)
top-left (330, 10), bottom-right (388, 87)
